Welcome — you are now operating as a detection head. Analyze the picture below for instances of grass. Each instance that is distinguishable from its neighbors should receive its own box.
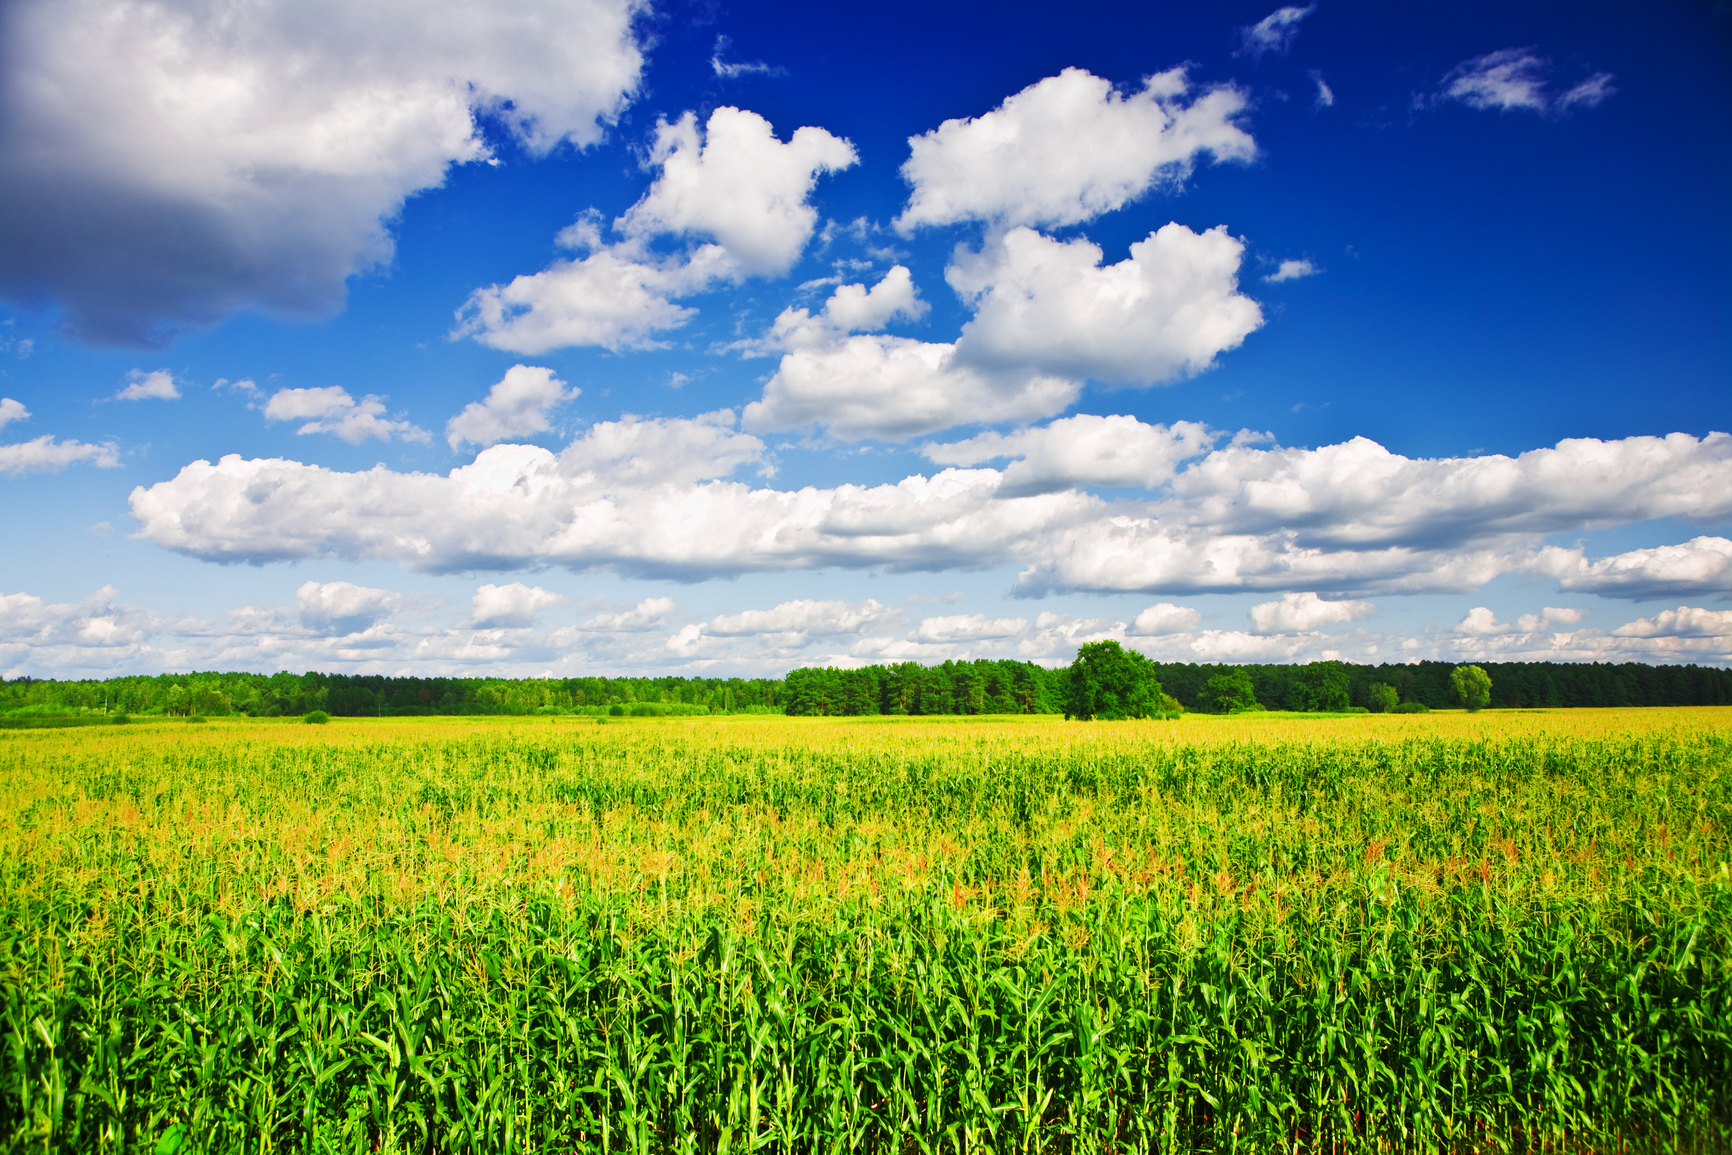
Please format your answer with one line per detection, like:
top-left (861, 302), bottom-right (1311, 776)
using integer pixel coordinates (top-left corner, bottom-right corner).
top-left (1, 707), bottom-right (1729, 1152)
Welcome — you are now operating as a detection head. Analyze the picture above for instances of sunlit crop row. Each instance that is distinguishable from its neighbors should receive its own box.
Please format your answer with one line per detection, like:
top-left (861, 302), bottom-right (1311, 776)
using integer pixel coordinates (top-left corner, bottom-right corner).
top-left (2, 708), bottom-right (1728, 1152)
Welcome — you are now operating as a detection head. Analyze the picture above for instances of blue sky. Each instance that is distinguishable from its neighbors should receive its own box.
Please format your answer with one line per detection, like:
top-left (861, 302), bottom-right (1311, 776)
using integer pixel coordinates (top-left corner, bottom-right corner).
top-left (1, 0), bottom-right (1729, 678)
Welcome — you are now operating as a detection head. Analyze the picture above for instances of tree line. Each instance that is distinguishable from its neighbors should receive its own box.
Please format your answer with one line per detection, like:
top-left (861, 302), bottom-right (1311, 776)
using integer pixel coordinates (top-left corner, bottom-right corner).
top-left (0, 671), bottom-right (786, 720)
top-left (3, 656), bottom-right (1729, 721)
top-left (781, 655), bottom-right (1732, 715)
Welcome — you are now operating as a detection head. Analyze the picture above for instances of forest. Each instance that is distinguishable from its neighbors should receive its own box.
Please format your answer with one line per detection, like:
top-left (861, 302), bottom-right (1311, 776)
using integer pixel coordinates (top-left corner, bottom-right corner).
top-left (4, 657), bottom-right (1731, 720)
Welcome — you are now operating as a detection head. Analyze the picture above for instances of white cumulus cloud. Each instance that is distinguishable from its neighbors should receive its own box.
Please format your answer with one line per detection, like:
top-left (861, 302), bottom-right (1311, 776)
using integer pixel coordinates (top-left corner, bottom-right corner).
top-left (1, 435), bottom-right (120, 476)
top-left (1128, 602), bottom-right (1201, 636)
top-left (744, 223), bottom-right (1261, 442)
top-left (896, 67), bottom-right (1255, 233)
top-left (446, 365), bottom-right (577, 451)
top-left (1613, 607), bottom-right (1732, 640)
top-left (1265, 259), bottom-right (1318, 283)
top-left (576, 596), bottom-right (677, 632)
top-left (743, 335), bottom-right (1079, 442)
top-left (618, 107), bottom-right (857, 276)
top-left (0, 398), bottom-right (27, 429)
top-left (263, 386), bottom-right (429, 445)
top-left (744, 266), bottom-right (927, 354)
top-left (295, 580), bottom-right (403, 633)
top-left (1250, 591), bottom-right (1374, 634)
top-left (455, 107), bottom-right (854, 354)
top-left (115, 368), bottom-right (179, 401)
top-left (946, 223), bottom-right (1263, 388)
top-left (0, 0), bottom-right (647, 345)
top-left (470, 582), bottom-right (565, 628)
top-left (1534, 536), bottom-right (1732, 600)
top-left (923, 415), bottom-right (1218, 495)
top-left (1514, 606), bottom-right (1586, 633)
top-left (126, 424), bottom-right (1732, 599)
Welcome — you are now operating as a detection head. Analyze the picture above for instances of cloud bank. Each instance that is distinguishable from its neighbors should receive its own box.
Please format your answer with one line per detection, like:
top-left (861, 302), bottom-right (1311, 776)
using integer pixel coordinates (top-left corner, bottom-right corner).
top-left (126, 418), bottom-right (1732, 599)
top-left (0, 0), bottom-right (648, 345)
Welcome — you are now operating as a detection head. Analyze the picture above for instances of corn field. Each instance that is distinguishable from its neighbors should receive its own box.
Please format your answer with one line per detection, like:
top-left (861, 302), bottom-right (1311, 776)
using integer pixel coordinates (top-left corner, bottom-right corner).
top-left (2, 709), bottom-right (1729, 1152)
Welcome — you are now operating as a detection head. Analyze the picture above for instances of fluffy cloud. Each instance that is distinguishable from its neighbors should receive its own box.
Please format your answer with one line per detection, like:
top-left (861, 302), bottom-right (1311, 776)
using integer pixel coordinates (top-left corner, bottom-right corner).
top-left (744, 266), bottom-right (927, 354)
top-left (455, 107), bottom-right (854, 354)
top-left (896, 67), bottom-right (1255, 233)
top-left (913, 614), bottom-right (1029, 643)
top-left (1516, 606), bottom-right (1586, 632)
top-left (668, 597), bottom-right (897, 660)
top-left (0, 0), bottom-right (646, 345)
top-left (743, 335), bottom-right (1079, 442)
top-left (1265, 259), bottom-right (1318, 283)
top-left (1534, 536), bottom-right (1732, 600)
top-left (8, 581), bottom-right (1731, 680)
top-left (1127, 602), bottom-right (1201, 636)
top-left (446, 365), bottom-right (577, 451)
top-left (0, 586), bottom-right (161, 648)
top-left (1236, 6), bottom-right (1315, 60)
top-left (1430, 49), bottom-right (1616, 116)
top-left (1250, 592), bottom-right (1375, 634)
top-left (746, 225), bottom-right (1259, 441)
top-left (114, 369), bottom-right (179, 401)
top-left (0, 398), bottom-right (27, 429)
top-left (1160, 431), bottom-right (1732, 550)
top-left (617, 107), bottom-right (857, 275)
top-left (127, 422), bottom-right (1732, 599)
top-left (295, 580), bottom-right (403, 633)
top-left (451, 232), bottom-right (722, 355)
top-left (701, 598), bottom-right (894, 639)
top-left (560, 409), bottom-right (766, 488)
top-left (946, 224), bottom-right (1262, 387)
top-left (1613, 607), bottom-right (1732, 640)
top-left (1439, 603), bottom-right (1732, 666)
top-left (575, 597), bottom-right (677, 633)
top-left (263, 386), bottom-right (429, 444)
top-left (924, 415), bottom-right (1218, 495)
top-left (1454, 606), bottom-right (1507, 636)
top-left (1, 435), bottom-right (120, 476)
top-left (470, 582), bottom-right (565, 628)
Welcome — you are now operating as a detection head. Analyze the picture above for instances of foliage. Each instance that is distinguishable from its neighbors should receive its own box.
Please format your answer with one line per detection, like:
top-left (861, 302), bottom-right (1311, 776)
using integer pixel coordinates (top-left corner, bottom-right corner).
top-left (1365, 682), bottom-right (1400, 713)
top-left (1198, 667), bottom-right (1263, 713)
top-left (1452, 663), bottom-right (1493, 712)
top-left (1289, 660), bottom-right (1352, 711)
top-left (0, 670), bottom-right (790, 720)
top-left (0, 710), bottom-right (1727, 1151)
top-left (6, 657), bottom-right (1732, 723)
top-left (1393, 700), bottom-right (1431, 713)
top-left (785, 659), bottom-right (1060, 716)
top-left (303, 709), bottom-right (331, 724)
top-left (1062, 640), bottom-right (1172, 720)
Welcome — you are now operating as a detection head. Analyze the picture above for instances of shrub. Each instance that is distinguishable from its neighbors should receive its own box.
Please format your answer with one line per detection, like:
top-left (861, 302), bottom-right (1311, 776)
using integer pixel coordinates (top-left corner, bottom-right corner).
top-left (608, 704), bottom-right (627, 717)
top-left (1392, 701), bottom-right (1430, 714)
top-left (111, 713), bottom-right (131, 725)
top-left (186, 715), bottom-right (207, 724)
top-left (303, 710), bottom-right (331, 725)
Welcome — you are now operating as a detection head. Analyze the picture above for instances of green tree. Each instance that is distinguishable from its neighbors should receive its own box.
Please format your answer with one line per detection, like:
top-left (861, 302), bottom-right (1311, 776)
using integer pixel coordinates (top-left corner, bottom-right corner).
top-left (1365, 682), bottom-right (1399, 713)
top-left (1198, 668), bottom-right (1263, 714)
top-left (1290, 662), bottom-right (1351, 712)
top-left (1064, 641), bottom-right (1168, 720)
top-left (1451, 664), bottom-right (1492, 712)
